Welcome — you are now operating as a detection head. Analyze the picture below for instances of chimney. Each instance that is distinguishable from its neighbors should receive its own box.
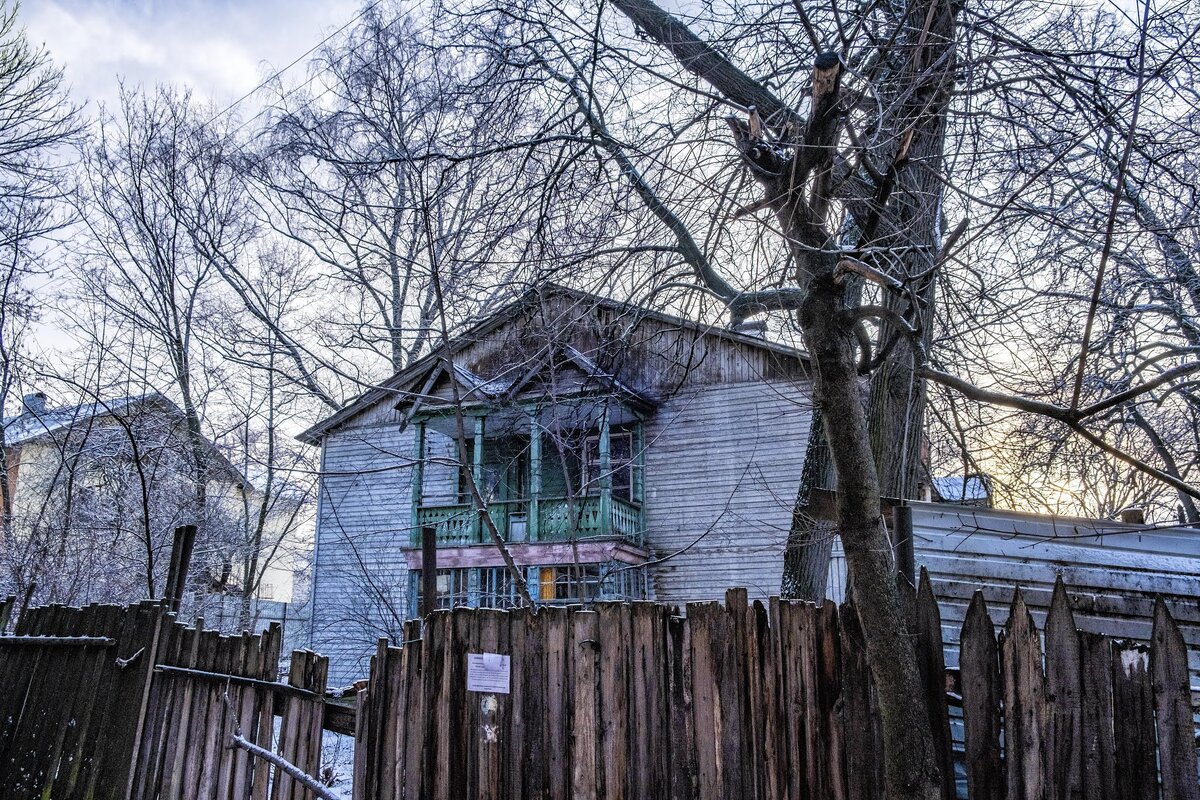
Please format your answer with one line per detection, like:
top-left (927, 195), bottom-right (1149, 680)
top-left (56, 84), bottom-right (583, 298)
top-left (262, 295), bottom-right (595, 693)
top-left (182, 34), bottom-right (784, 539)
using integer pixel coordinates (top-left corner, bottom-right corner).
top-left (731, 320), bottom-right (768, 339)
top-left (21, 392), bottom-right (47, 416)
top-left (1119, 507), bottom-right (1145, 525)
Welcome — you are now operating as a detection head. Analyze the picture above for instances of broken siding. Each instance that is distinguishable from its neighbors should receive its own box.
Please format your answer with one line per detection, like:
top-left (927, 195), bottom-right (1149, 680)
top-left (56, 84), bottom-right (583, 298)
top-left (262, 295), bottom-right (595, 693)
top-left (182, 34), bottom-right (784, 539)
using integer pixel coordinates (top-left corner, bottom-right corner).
top-left (310, 418), bottom-right (415, 684)
top-left (644, 379), bottom-right (812, 605)
top-left (908, 504), bottom-right (1200, 682)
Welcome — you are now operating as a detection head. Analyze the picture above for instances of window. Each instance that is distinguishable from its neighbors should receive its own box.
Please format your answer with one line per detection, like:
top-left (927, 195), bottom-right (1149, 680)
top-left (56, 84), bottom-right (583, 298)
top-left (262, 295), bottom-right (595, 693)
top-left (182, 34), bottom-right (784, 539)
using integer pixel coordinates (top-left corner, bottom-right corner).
top-left (412, 566), bottom-right (520, 611)
top-left (538, 564), bottom-right (602, 602)
top-left (584, 431), bottom-right (635, 502)
top-left (413, 567), bottom-right (471, 611)
top-left (411, 563), bottom-right (648, 611)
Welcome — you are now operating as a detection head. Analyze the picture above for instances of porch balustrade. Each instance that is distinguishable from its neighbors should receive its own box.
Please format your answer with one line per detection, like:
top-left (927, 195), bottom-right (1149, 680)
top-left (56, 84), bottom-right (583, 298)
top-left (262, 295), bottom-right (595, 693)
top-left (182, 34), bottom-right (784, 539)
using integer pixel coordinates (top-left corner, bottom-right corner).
top-left (413, 495), bottom-right (643, 547)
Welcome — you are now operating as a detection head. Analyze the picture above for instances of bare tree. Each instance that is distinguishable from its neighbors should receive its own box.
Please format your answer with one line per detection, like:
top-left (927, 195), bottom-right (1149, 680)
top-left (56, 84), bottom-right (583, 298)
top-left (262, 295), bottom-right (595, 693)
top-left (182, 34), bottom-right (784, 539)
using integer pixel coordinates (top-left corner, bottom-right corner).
top-left (928, 2), bottom-right (1200, 524)
top-left (73, 85), bottom-right (248, 599)
top-left (423, 0), bottom-right (1200, 796)
top-left (251, 5), bottom-right (537, 383)
top-left (0, 0), bottom-right (79, 551)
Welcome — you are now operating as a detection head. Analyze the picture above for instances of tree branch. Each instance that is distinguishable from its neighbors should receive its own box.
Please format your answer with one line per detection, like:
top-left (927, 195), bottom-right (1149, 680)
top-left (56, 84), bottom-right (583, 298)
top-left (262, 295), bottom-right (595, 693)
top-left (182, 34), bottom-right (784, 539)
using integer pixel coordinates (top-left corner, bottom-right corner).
top-left (609, 0), bottom-right (804, 132)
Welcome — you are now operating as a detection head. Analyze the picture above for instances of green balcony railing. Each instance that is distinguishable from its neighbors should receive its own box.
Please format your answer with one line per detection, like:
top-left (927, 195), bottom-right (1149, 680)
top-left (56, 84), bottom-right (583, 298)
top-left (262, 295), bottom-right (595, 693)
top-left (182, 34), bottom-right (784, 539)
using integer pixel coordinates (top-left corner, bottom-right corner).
top-left (414, 496), bottom-right (642, 547)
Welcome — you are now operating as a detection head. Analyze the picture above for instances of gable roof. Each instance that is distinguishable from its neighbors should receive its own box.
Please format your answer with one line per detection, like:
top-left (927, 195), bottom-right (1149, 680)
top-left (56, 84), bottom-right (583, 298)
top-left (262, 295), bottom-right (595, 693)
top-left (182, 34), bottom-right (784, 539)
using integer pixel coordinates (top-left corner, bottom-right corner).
top-left (297, 283), bottom-right (807, 445)
top-left (3, 395), bottom-right (148, 447)
top-left (3, 392), bottom-right (244, 483)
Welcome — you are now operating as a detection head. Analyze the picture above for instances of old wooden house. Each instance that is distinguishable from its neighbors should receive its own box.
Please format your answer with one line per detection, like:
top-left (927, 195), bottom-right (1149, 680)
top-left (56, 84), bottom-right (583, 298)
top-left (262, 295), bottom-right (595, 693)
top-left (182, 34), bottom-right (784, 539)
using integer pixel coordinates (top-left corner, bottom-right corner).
top-left (299, 284), bottom-right (813, 673)
top-left (301, 284), bottom-right (1200, 686)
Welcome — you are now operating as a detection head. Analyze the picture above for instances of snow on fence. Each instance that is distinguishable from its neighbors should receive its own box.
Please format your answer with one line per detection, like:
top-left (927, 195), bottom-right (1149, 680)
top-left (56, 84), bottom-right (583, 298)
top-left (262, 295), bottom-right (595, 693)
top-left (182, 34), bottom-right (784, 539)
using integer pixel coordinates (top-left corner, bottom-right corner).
top-left (351, 580), bottom-right (1199, 800)
top-left (0, 599), bottom-right (328, 799)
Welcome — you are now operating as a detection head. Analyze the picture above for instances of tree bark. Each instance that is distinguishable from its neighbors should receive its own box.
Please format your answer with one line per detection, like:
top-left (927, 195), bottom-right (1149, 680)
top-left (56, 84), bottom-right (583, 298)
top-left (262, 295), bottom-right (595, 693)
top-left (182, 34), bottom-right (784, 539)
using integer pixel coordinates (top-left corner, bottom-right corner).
top-left (799, 272), bottom-right (943, 800)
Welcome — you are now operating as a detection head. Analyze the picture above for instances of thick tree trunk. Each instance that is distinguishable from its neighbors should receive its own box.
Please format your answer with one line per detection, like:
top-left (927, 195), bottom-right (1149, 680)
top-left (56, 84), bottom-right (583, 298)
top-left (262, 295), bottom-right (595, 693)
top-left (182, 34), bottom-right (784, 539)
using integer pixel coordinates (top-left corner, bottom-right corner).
top-left (800, 273), bottom-right (943, 800)
top-left (782, 0), bottom-right (956, 598)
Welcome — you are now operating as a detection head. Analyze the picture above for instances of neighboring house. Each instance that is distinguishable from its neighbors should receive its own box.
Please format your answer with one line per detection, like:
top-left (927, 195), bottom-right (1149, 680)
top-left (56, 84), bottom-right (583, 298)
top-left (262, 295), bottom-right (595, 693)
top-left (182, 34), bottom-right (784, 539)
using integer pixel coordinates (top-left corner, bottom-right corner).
top-left (0, 392), bottom-right (265, 614)
top-left (300, 284), bottom-right (814, 677)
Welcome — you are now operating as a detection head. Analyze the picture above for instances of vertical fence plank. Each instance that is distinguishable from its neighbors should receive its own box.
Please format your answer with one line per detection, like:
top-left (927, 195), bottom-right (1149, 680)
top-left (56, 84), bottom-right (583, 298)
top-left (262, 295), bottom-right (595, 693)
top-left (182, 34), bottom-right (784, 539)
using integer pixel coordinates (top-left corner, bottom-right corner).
top-left (401, 620), bottom-right (425, 800)
top-left (542, 605), bottom-right (568, 800)
top-left (1078, 632), bottom-right (1116, 800)
top-left (630, 601), bottom-right (666, 798)
top-left (476, 609), bottom-right (507, 800)
top-left (1151, 599), bottom-right (1200, 800)
top-left (381, 643), bottom-right (404, 800)
top-left (1111, 642), bottom-right (1157, 800)
top-left (505, 607), bottom-right (530, 800)
top-left (915, 570), bottom-right (954, 800)
top-left (571, 610), bottom-right (600, 800)
top-left (718, 591), bottom-right (748, 800)
top-left (597, 603), bottom-right (630, 800)
top-left (798, 603), bottom-right (827, 800)
top-left (688, 602), bottom-right (720, 800)
top-left (1044, 577), bottom-right (1084, 800)
top-left (1001, 588), bottom-right (1047, 800)
top-left (778, 600), bottom-right (805, 800)
top-left (421, 611), bottom-right (448, 800)
top-left (755, 600), bottom-right (782, 800)
top-left (959, 592), bottom-right (1003, 800)
top-left (839, 600), bottom-right (884, 800)
top-left (449, 607), bottom-right (472, 800)
top-left (666, 609), bottom-right (695, 800)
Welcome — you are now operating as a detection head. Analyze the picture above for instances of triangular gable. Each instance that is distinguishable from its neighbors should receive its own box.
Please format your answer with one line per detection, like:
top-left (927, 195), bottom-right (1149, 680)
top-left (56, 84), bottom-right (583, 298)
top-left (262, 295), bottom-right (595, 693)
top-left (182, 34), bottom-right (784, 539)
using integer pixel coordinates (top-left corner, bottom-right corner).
top-left (298, 282), bottom-right (806, 444)
top-left (501, 345), bottom-right (655, 412)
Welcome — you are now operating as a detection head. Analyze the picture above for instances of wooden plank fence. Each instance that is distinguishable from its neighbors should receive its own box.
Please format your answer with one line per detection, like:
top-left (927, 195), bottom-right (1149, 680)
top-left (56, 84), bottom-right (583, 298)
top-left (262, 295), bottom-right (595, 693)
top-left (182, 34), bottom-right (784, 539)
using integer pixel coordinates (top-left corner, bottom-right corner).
top-left (0, 597), bottom-right (328, 800)
top-left (352, 574), bottom-right (1200, 800)
top-left (2, 579), bottom-right (1197, 799)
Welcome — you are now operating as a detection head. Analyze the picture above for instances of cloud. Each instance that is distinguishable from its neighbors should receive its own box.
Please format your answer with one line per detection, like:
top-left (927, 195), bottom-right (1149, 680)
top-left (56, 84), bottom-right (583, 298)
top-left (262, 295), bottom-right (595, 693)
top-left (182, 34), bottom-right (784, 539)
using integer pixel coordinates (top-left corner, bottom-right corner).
top-left (22, 0), bottom-right (360, 116)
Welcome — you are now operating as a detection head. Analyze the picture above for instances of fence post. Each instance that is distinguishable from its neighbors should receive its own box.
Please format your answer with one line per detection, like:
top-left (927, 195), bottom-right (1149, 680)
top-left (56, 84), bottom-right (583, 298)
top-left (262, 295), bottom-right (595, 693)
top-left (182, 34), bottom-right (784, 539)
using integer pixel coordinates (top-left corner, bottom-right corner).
top-left (890, 505), bottom-right (915, 587)
top-left (162, 525), bottom-right (197, 613)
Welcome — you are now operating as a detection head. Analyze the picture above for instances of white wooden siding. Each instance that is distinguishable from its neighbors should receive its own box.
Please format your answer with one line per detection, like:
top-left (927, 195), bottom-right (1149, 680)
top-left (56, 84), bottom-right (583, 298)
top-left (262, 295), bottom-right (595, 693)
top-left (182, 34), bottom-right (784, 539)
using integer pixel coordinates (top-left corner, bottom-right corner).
top-left (644, 380), bottom-right (812, 605)
top-left (309, 421), bottom-right (416, 684)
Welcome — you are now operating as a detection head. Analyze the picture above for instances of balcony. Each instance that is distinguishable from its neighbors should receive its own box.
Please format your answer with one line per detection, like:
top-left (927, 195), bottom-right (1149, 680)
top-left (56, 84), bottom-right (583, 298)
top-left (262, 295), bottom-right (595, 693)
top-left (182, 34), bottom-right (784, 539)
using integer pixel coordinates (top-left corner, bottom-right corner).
top-left (414, 495), bottom-right (643, 548)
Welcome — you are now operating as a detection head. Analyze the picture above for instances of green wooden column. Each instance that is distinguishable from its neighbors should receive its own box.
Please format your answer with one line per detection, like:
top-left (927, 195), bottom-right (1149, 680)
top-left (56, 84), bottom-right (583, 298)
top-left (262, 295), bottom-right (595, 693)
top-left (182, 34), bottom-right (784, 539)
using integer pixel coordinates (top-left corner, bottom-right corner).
top-left (472, 415), bottom-right (486, 542)
top-left (410, 419), bottom-right (425, 547)
top-left (529, 414), bottom-right (541, 542)
top-left (598, 404), bottom-right (611, 533)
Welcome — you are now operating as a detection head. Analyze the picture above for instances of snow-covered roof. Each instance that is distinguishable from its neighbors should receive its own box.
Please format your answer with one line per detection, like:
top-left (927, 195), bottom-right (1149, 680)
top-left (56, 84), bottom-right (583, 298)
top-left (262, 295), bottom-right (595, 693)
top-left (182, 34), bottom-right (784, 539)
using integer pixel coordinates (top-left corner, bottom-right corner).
top-left (2, 395), bottom-right (149, 447)
top-left (2, 393), bottom-right (244, 484)
top-left (931, 475), bottom-right (991, 504)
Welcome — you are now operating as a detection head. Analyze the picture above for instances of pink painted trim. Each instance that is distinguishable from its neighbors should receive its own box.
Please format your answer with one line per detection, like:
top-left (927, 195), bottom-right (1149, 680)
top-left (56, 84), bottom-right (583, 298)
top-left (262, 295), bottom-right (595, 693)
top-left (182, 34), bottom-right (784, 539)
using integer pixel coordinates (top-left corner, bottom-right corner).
top-left (404, 540), bottom-right (649, 570)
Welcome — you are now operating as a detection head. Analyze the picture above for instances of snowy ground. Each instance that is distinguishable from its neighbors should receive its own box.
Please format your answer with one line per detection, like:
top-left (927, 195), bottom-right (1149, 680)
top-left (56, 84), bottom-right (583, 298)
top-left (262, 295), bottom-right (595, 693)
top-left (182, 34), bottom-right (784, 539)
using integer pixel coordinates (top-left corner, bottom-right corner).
top-left (320, 730), bottom-right (356, 799)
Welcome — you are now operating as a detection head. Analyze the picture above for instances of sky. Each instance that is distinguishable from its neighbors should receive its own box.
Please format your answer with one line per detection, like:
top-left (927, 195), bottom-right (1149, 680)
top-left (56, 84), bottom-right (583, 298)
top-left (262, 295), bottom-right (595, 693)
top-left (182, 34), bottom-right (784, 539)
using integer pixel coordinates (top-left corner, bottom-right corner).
top-left (24, 0), bottom-right (361, 116)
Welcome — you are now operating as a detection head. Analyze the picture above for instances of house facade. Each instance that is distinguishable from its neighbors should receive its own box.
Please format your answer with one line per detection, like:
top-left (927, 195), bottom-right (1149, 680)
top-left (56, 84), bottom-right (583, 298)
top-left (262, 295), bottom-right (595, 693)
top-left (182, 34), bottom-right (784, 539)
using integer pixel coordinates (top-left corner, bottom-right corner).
top-left (300, 285), bottom-right (814, 678)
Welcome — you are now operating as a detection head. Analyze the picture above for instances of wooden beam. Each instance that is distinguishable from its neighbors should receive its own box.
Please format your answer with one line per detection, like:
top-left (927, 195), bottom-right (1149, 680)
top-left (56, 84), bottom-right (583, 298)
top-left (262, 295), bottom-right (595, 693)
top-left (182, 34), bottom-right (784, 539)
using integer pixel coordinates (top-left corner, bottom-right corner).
top-left (421, 526), bottom-right (438, 619)
top-left (0, 635), bottom-right (116, 647)
top-left (410, 419), bottom-right (425, 546)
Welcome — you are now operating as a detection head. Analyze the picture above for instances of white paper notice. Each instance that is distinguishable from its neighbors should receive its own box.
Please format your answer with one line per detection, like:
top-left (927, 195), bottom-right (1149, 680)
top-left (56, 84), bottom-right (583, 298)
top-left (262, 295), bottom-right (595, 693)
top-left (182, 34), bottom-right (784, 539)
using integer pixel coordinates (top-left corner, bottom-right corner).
top-left (466, 652), bottom-right (511, 694)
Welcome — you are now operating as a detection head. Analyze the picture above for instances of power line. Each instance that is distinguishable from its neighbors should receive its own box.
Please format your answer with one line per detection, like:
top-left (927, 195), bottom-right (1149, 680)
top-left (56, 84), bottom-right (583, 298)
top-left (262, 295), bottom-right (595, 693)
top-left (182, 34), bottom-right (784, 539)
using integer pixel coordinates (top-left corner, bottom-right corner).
top-left (200, 0), bottom-right (389, 130)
